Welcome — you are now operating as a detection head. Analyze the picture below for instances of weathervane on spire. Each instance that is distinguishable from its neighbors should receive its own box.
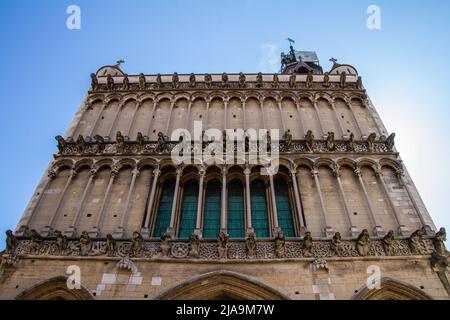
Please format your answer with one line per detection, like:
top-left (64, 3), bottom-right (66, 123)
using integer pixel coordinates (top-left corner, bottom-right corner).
top-left (286, 38), bottom-right (297, 59)
top-left (115, 59), bottom-right (125, 68)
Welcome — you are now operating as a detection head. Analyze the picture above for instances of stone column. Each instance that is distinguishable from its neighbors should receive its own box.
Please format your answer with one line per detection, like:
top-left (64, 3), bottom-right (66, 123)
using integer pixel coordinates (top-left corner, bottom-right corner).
top-left (194, 168), bottom-right (206, 236)
top-left (244, 166), bottom-right (252, 232)
top-left (223, 99), bottom-right (228, 130)
top-left (312, 98), bottom-right (326, 138)
top-left (114, 168), bottom-right (140, 238)
top-left (364, 100), bottom-right (382, 136)
top-left (141, 168), bottom-right (160, 237)
top-left (242, 100), bottom-right (247, 130)
top-left (331, 101), bottom-right (346, 138)
top-left (20, 170), bottom-right (55, 233)
top-left (145, 100), bottom-right (158, 138)
top-left (65, 168), bottom-right (98, 237)
top-left (184, 100), bottom-right (193, 130)
top-left (397, 171), bottom-right (432, 235)
top-left (290, 168), bottom-right (306, 233)
top-left (312, 168), bottom-right (333, 237)
top-left (126, 101), bottom-right (141, 137)
top-left (295, 101), bottom-right (306, 136)
top-left (260, 99), bottom-right (267, 129)
top-left (108, 102), bottom-right (123, 137)
top-left (164, 100), bottom-right (175, 136)
top-left (376, 169), bottom-right (409, 236)
top-left (44, 169), bottom-right (77, 235)
top-left (88, 102), bottom-right (106, 137)
top-left (334, 168), bottom-right (359, 237)
top-left (347, 100), bottom-right (364, 138)
top-left (277, 100), bottom-right (286, 133)
top-left (268, 174), bottom-right (280, 234)
top-left (167, 167), bottom-right (182, 236)
top-left (354, 168), bottom-right (384, 236)
top-left (204, 98), bottom-right (210, 129)
top-left (220, 167), bottom-right (228, 232)
top-left (90, 167), bottom-right (118, 237)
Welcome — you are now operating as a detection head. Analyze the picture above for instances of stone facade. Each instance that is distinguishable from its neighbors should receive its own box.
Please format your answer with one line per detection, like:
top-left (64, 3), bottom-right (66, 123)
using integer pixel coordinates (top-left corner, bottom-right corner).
top-left (0, 59), bottom-right (449, 300)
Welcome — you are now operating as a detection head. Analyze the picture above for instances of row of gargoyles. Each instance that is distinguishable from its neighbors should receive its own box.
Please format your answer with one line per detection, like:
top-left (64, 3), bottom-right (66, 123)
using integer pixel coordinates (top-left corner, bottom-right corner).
top-left (90, 72), bottom-right (363, 91)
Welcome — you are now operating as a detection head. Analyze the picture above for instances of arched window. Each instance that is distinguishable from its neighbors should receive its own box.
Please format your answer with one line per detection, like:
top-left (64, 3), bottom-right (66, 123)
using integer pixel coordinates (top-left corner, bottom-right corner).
top-left (178, 180), bottom-right (199, 238)
top-left (153, 179), bottom-right (175, 237)
top-left (227, 180), bottom-right (245, 238)
top-left (251, 179), bottom-right (270, 237)
top-left (203, 180), bottom-right (221, 238)
top-left (274, 178), bottom-right (295, 237)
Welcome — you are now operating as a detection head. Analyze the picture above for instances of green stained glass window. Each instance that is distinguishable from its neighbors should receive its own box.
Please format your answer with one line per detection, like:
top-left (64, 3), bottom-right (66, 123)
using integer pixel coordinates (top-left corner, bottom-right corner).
top-left (203, 180), bottom-right (221, 238)
top-left (227, 180), bottom-right (245, 238)
top-left (251, 179), bottom-right (270, 237)
top-left (178, 180), bottom-right (199, 238)
top-left (275, 178), bottom-right (295, 237)
top-left (153, 179), bottom-right (175, 238)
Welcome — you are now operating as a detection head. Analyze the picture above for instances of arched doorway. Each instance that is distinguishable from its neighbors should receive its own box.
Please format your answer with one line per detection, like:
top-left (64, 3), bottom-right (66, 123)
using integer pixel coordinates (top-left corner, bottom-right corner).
top-left (15, 276), bottom-right (94, 300)
top-left (352, 277), bottom-right (433, 300)
top-left (155, 270), bottom-right (289, 300)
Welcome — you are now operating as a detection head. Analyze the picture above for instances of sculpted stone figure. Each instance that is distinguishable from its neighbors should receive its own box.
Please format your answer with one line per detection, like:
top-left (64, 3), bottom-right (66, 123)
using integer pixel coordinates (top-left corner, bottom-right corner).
top-left (305, 130), bottom-right (315, 152)
top-left (189, 233), bottom-right (200, 258)
top-left (172, 72), bottom-right (179, 88)
top-left (433, 227), bottom-right (448, 256)
top-left (160, 231), bottom-right (172, 257)
top-left (386, 133), bottom-right (395, 152)
top-left (356, 76), bottom-right (362, 90)
top-left (106, 234), bottom-right (116, 257)
top-left (326, 132), bottom-right (335, 151)
top-left (76, 134), bottom-right (85, 154)
top-left (331, 232), bottom-right (342, 256)
top-left (409, 229), bottom-right (424, 255)
top-left (54, 230), bottom-right (67, 255)
top-left (90, 73), bottom-right (98, 91)
top-left (189, 73), bottom-right (196, 88)
top-left (303, 231), bottom-right (313, 257)
top-left (256, 72), bottom-right (263, 87)
top-left (156, 132), bottom-right (170, 153)
top-left (367, 132), bottom-right (376, 152)
top-left (130, 231), bottom-right (143, 257)
top-left (204, 73), bottom-right (212, 88)
top-left (221, 73), bottom-right (228, 87)
top-left (272, 74), bottom-right (279, 88)
top-left (246, 231), bottom-right (256, 258)
top-left (155, 73), bottom-right (162, 88)
top-left (116, 131), bottom-right (125, 154)
top-left (238, 72), bottom-right (246, 88)
top-left (347, 132), bottom-right (355, 152)
top-left (322, 72), bottom-right (330, 88)
top-left (382, 230), bottom-right (395, 256)
top-left (29, 229), bottom-right (42, 254)
top-left (289, 74), bottom-right (296, 88)
top-left (79, 231), bottom-right (90, 256)
top-left (5, 230), bottom-right (16, 254)
top-left (136, 132), bottom-right (145, 153)
top-left (94, 135), bottom-right (105, 153)
top-left (122, 74), bottom-right (130, 90)
top-left (284, 130), bottom-right (292, 151)
top-left (275, 231), bottom-right (286, 258)
top-left (137, 73), bottom-right (145, 90)
top-left (356, 229), bottom-right (370, 256)
top-left (306, 71), bottom-right (313, 88)
top-left (217, 231), bottom-right (229, 259)
top-left (55, 135), bottom-right (66, 153)
top-left (107, 74), bottom-right (115, 91)
top-left (339, 71), bottom-right (346, 88)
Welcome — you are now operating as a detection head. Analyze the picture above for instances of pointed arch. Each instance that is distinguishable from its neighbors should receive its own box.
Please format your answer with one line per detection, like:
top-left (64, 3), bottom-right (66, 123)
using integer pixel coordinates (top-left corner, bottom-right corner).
top-left (352, 277), bottom-right (433, 300)
top-left (15, 276), bottom-right (94, 300)
top-left (155, 270), bottom-right (289, 300)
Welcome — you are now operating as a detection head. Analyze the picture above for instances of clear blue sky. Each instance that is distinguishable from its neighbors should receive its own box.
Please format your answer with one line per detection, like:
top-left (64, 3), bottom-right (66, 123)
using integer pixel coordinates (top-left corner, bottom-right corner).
top-left (0, 0), bottom-right (449, 247)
